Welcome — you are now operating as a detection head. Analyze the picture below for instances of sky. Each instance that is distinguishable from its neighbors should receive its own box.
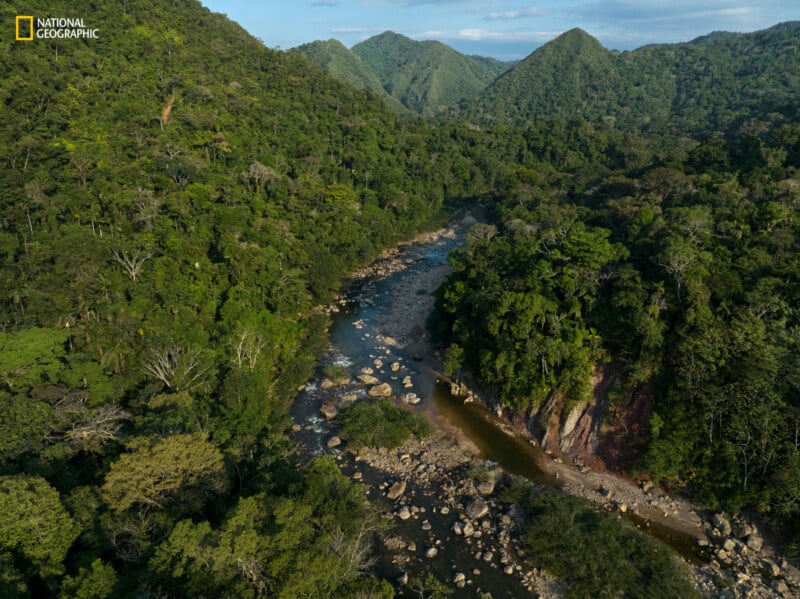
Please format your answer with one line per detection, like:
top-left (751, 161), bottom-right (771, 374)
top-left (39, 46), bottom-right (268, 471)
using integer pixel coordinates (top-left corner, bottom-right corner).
top-left (201, 1), bottom-right (799, 61)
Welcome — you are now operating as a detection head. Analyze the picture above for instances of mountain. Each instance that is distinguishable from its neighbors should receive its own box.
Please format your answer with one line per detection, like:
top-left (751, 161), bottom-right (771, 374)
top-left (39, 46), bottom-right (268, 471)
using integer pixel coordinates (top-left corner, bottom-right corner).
top-left (291, 39), bottom-right (404, 111)
top-left (350, 31), bottom-right (509, 116)
top-left (466, 22), bottom-right (800, 135)
top-left (467, 29), bottom-right (621, 126)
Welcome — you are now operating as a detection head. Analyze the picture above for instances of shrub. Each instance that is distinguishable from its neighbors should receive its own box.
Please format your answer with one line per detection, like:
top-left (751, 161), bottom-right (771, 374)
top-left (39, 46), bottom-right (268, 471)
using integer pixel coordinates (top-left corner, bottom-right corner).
top-left (339, 400), bottom-right (433, 452)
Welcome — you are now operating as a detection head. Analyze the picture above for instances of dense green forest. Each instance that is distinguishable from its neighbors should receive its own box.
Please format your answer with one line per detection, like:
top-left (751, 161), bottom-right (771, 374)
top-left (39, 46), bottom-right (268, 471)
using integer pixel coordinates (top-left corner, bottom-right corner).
top-left (2, 0), bottom-right (800, 595)
top-left (297, 31), bottom-right (510, 117)
top-left (466, 23), bottom-right (800, 135)
top-left (437, 115), bottom-right (800, 542)
top-left (0, 0), bottom-right (495, 595)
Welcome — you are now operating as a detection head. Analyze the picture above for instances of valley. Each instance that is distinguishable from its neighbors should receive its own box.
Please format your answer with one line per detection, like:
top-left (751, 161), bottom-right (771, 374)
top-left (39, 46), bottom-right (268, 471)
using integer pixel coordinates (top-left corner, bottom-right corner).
top-left (1, 0), bottom-right (799, 596)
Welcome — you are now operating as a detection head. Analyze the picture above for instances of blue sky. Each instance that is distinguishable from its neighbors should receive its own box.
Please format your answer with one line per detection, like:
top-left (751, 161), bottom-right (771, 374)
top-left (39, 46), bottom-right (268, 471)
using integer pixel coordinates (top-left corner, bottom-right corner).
top-left (201, 1), bottom-right (800, 60)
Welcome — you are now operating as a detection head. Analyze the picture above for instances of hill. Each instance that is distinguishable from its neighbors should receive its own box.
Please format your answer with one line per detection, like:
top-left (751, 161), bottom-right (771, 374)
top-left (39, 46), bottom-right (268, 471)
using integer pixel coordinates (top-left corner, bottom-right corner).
top-left (291, 39), bottom-right (404, 111)
top-left (466, 22), bottom-right (800, 135)
top-left (351, 31), bottom-right (509, 116)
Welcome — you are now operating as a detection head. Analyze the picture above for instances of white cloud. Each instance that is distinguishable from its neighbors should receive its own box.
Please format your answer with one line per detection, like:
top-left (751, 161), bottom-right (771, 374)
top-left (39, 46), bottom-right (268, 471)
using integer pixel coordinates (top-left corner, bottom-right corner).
top-left (425, 28), bottom-right (561, 41)
top-left (485, 8), bottom-right (548, 21)
top-left (331, 26), bottom-right (373, 33)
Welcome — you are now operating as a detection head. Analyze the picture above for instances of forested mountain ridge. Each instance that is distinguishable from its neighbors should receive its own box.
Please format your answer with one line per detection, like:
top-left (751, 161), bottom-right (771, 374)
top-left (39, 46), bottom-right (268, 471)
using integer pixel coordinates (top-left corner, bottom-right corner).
top-left (300, 30), bottom-right (511, 116)
top-left (291, 38), bottom-right (405, 111)
top-left (465, 22), bottom-right (800, 135)
top-left (0, 0), bottom-right (490, 595)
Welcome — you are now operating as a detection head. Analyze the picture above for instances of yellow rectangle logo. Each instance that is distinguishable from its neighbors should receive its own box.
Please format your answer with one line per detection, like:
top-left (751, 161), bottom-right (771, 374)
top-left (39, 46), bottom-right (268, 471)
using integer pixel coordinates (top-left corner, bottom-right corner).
top-left (16, 16), bottom-right (34, 41)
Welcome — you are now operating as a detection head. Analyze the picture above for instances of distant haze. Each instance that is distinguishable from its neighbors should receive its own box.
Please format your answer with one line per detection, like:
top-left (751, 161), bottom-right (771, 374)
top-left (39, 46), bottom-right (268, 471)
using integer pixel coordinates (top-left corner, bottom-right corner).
top-left (201, 0), bottom-right (800, 60)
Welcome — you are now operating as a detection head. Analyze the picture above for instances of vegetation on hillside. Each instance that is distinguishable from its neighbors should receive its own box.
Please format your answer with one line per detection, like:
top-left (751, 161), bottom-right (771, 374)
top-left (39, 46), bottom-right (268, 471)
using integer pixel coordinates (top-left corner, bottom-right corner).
top-left (0, 0), bottom-right (487, 595)
top-left (437, 115), bottom-right (800, 544)
top-left (1, 0), bottom-right (800, 594)
top-left (466, 23), bottom-right (800, 136)
top-left (351, 31), bottom-right (509, 116)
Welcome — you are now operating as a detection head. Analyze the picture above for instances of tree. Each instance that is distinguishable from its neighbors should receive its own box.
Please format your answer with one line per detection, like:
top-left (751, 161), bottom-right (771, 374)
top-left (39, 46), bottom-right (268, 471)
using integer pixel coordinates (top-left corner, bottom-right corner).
top-left (0, 328), bottom-right (67, 392)
top-left (0, 475), bottom-right (80, 578)
top-left (110, 248), bottom-right (151, 282)
top-left (101, 433), bottom-right (228, 513)
top-left (142, 345), bottom-right (214, 393)
top-left (60, 559), bottom-right (117, 599)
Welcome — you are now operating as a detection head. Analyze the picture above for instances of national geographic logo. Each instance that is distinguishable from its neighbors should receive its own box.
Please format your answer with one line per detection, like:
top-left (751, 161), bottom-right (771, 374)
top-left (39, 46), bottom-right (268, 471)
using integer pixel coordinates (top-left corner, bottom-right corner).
top-left (15, 16), bottom-right (99, 41)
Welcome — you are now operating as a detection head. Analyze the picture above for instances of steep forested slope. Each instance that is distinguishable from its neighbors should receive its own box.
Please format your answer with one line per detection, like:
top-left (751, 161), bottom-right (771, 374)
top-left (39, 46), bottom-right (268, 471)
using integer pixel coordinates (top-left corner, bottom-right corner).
top-left (291, 38), bottom-right (404, 111)
top-left (0, 0), bottom-right (485, 595)
top-left (437, 117), bottom-right (800, 542)
top-left (466, 22), bottom-right (800, 135)
top-left (351, 31), bottom-right (509, 116)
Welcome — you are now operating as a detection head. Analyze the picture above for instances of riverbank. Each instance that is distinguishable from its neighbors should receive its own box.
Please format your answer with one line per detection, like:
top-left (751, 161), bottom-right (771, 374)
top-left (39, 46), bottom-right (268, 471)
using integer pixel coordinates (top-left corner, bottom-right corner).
top-left (358, 221), bottom-right (800, 598)
top-left (293, 215), bottom-right (799, 597)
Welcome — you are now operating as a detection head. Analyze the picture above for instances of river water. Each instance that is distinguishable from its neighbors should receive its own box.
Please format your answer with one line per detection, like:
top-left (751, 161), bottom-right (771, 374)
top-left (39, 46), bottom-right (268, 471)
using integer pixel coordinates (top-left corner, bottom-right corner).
top-left (290, 219), bottom-right (554, 482)
top-left (290, 217), bottom-right (708, 594)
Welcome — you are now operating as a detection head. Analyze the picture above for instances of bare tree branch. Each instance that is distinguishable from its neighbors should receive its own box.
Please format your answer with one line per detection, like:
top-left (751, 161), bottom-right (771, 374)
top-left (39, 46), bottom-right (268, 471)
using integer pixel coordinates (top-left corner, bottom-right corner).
top-left (111, 249), bottom-right (151, 282)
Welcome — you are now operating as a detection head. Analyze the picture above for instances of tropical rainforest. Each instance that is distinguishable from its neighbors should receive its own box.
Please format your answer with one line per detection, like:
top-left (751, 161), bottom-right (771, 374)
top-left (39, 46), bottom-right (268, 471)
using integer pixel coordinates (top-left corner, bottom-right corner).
top-left (1, 0), bottom-right (799, 596)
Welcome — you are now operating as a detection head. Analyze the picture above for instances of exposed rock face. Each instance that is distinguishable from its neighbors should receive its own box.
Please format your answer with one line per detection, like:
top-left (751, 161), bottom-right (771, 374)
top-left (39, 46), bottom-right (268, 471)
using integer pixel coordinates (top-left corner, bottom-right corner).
top-left (368, 383), bottom-right (393, 398)
top-left (319, 400), bottom-right (338, 420)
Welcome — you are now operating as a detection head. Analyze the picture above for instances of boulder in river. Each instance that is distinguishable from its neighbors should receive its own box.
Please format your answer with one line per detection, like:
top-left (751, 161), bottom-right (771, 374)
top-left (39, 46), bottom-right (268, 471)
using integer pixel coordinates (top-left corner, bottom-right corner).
top-left (387, 480), bottom-right (406, 500)
top-left (462, 521), bottom-right (475, 537)
top-left (476, 481), bottom-right (495, 496)
top-left (319, 400), bottom-right (338, 420)
top-left (466, 497), bottom-right (489, 520)
top-left (397, 506), bottom-right (411, 520)
top-left (327, 436), bottom-right (341, 449)
top-left (402, 393), bottom-right (421, 405)
top-left (368, 383), bottom-right (393, 398)
top-left (713, 513), bottom-right (732, 536)
top-left (357, 374), bottom-right (379, 385)
top-left (391, 361), bottom-right (401, 372)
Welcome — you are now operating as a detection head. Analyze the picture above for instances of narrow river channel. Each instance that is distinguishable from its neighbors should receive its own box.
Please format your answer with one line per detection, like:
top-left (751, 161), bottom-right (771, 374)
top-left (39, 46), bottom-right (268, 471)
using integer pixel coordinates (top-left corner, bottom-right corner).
top-left (290, 216), bottom-right (708, 595)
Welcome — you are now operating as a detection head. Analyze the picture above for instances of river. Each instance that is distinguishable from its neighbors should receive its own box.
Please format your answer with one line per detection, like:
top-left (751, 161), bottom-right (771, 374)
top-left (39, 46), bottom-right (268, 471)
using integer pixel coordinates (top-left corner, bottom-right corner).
top-left (290, 215), bottom-right (711, 595)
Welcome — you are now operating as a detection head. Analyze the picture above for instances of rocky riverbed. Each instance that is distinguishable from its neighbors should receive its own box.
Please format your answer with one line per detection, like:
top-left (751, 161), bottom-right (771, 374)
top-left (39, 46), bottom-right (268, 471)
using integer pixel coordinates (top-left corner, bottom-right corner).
top-left (292, 216), bottom-right (800, 598)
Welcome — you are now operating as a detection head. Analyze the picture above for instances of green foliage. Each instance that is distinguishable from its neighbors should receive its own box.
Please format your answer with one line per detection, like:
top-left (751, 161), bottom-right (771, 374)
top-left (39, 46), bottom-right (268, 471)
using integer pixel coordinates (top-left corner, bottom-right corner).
top-left (0, 328), bottom-right (67, 392)
top-left (0, 395), bottom-right (52, 460)
top-left (339, 400), bottom-right (434, 451)
top-left (60, 559), bottom-right (117, 599)
top-left (322, 364), bottom-right (350, 384)
top-left (101, 433), bottom-right (228, 513)
top-left (436, 112), bottom-right (800, 542)
top-left (292, 39), bottom-right (402, 111)
top-left (149, 456), bottom-right (381, 598)
top-left (0, 475), bottom-right (80, 579)
top-left (0, 0), bottom-right (798, 591)
top-left (518, 491), bottom-right (698, 599)
top-left (466, 23), bottom-right (800, 136)
top-left (438, 209), bottom-right (627, 409)
top-left (350, 31), bottom-right (509, 116)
